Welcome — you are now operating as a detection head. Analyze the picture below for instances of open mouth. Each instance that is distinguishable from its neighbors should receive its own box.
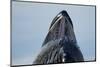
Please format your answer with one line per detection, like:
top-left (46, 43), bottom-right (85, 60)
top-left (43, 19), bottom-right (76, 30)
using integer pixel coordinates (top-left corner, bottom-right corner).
top-left (42, 10), bottom-right (74, 46)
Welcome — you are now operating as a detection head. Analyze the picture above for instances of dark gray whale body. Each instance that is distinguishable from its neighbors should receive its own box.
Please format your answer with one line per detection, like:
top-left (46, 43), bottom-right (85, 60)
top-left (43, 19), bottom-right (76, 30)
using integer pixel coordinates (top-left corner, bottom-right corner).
top-left (33, 10), bottom-right (84, 64)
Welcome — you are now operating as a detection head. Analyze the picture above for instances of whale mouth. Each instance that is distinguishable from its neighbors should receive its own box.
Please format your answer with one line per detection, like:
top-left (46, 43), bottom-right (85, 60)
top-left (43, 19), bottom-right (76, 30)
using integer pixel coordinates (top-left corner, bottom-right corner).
top-left (49, 10), bottom-right (73, 30)
top-left (42, 10), bottom-right (75, 46)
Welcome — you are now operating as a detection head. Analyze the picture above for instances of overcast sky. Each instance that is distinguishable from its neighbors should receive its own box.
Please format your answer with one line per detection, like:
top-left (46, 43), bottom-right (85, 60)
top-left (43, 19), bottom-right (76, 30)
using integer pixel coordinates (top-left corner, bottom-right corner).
top-left (12, 1), bottom-right (95, 65)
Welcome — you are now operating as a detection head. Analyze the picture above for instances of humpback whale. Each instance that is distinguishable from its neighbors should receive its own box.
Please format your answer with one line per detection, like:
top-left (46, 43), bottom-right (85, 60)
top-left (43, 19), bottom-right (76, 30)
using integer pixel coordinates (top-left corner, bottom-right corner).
top-left (33, 10), bottom-right (84, 64)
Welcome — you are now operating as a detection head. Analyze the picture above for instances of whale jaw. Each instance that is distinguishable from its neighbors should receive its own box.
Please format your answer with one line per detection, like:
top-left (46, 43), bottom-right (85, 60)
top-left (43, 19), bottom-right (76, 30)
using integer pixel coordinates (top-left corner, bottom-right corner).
top-left (42, 10), bottom-right (76, 46)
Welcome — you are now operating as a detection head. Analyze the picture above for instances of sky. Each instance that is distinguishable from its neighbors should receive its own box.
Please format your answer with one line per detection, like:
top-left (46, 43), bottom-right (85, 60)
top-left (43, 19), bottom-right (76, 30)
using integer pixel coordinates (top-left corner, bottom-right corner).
top-left (12, 1), bottom-right (95, 65)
